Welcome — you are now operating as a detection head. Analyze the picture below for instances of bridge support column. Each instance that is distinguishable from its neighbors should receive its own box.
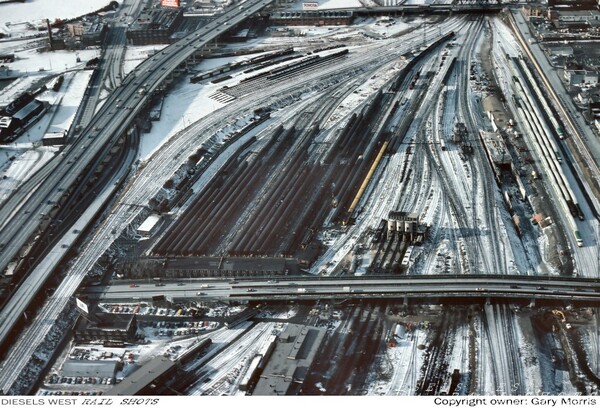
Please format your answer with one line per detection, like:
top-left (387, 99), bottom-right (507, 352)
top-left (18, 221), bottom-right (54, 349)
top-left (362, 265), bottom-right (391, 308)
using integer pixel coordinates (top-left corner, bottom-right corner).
top-left (529, 299), bottom-right (536, 308)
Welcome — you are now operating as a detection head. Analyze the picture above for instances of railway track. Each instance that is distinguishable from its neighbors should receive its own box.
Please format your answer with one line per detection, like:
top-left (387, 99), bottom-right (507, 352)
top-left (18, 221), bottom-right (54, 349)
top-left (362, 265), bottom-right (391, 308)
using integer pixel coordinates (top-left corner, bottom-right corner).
top-left (415, 309), bottom-right (462, 395)
top-left (1, 31), bottom-right (444, 391)
top-left (156, 29), bottom-right (467, 259)
top-left (0, 16), bottom-right (475, 392)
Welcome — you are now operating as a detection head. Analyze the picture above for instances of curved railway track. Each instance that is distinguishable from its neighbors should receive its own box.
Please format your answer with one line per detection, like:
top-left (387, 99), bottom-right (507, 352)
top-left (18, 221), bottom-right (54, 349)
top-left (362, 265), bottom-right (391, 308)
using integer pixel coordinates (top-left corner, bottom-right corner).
top-left (0, 21), bottom-right (466, 392)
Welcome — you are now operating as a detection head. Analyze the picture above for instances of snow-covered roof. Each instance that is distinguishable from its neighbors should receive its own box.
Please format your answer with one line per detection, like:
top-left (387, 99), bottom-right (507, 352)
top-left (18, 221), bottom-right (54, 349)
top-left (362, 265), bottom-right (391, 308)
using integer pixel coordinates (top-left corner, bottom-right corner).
top-left (12, 99), bottom-right (43, 121)
top-left (62, 359), bottom-right (118, 378)
top-left (107, 356), bottom-right (176, 395)
top-left (137, 214), bottom-right (162, 234)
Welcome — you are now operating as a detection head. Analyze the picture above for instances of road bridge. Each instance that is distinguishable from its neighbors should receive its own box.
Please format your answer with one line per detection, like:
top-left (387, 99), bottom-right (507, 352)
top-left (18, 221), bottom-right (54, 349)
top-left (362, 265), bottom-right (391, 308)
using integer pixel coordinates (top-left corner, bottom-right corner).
top-left (82, 275), bottom-right (600, 304)
top-left (320, 3), bottom-right (503, 16)
top-left (0, 0), bottom-right (274, 355)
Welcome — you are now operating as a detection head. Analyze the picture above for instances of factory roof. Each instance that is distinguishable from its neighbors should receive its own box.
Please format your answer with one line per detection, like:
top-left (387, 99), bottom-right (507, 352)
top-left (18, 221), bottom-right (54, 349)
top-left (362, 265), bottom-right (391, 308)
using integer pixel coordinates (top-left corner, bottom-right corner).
top-left (62, 359), bottom-right (118, 379)
top-left (12, 99), bottom-right (43, 121)
top-left (253, 324), bottom-right (325, 395)
top-left (165, 256), bottom-right (287, 272)
top-left (107, 356), bottom-right (177, 395)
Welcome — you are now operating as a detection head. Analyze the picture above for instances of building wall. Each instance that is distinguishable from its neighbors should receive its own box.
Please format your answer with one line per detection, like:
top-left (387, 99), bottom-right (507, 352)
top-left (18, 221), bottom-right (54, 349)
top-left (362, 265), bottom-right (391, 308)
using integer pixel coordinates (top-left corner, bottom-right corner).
top-left (269, 11), bottom-right (353, 26)
top-left (126, 9), bottom-right (183, 45)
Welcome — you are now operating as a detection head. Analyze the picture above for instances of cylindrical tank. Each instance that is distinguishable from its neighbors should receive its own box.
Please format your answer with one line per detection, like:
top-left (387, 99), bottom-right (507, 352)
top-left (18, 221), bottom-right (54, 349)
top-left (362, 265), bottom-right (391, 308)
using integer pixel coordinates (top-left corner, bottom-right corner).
top-left (387, 219), bottom-right (396, 234)
top-left (396, 220), bottom-right (404, 233)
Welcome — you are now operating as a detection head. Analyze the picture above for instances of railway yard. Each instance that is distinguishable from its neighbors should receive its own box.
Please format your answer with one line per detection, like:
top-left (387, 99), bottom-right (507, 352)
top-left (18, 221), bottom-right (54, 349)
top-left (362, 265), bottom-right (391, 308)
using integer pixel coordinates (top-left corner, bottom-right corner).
top-left (1, 0), bottom-right (600, 398)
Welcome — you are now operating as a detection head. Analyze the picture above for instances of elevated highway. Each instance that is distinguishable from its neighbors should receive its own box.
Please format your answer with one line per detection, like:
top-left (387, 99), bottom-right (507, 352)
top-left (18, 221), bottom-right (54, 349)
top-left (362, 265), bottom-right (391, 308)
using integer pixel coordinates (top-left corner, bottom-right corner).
top-left (83, 275), bottom-right (600, 304)
top-left (0, 0), bottom-right (275, 277)
top-left (320, 3), bottom-right (502, 16)
top-left (0, 0), bottom-right (274, 354)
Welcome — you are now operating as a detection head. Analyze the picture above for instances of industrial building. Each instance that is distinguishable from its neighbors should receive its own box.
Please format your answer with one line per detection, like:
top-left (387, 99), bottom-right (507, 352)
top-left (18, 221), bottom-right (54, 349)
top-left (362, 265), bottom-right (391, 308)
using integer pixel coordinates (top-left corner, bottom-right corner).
top-left (387, 211), bottom-right (419, 236)
top-left (253, 324), bottom-right (326, 395)
top-left (67, 21), bottom-right (107, 46)
top-left (62, 359), bottom-right (119, 379)
top-left (269, 10), bottom-right (353, 26)
top-left (107, 356), bottom-right (177, 395)
top-left (0, 99), bottom-right (47, 143)
top-left (564, 69), bottom-right (599, 87)
top-left (74, 315), bottom-right (139, 346)
top-left (126, 7), bottom-right (184, 45)
top-left (545, 0), bottom-right (599, 11)
top-left (121, 256), bottom-right (297, 278)
top-left (587, 93), bottom-right (600, 117)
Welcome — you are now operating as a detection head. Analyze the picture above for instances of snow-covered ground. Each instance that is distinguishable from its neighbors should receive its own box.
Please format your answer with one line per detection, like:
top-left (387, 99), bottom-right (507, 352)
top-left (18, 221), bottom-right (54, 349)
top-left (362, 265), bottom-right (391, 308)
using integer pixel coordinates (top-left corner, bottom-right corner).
top-left (3, 48), bottom-right (100, 76)
top-left (0, 146), bottom-right (57, 202)
top-left (122, 45), bottom-right (168, 77)
top-left (368, 327), bottom-right (428, 395)
top-left (0, 70), bottom-right (92, 201)
top-left (136, 72), bottom-right (228, 161)
top-left (0, 0), bottom-right (111, 27)
top-left (0, 45), bottom-right (99, 109)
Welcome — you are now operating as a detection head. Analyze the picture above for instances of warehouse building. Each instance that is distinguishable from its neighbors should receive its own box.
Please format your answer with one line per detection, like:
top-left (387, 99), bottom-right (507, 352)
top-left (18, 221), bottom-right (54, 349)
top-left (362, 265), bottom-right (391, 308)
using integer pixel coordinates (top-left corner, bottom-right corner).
top-left (107, 356), bottom-right (177, 395)
top-left (127, 7), bottom-right (184, 45)
top-left (74, 315), bottom-right (139, 346)
top-left (269, 10), bottom-right (353, 26)
top-left (253, 324), bottom-right (326, 395)
top-left (62, 359), bottom-right (119, 379)
top-left (0, 99), bottom-right (47, 143)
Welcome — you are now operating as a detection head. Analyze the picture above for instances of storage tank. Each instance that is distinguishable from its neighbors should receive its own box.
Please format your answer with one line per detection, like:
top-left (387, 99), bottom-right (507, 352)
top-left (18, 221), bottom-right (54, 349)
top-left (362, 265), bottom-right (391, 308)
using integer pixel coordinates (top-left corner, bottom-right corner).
top-left (387, 219), bottom-right (396, 234)
top-left (396, 220), bottom-right (404, 233)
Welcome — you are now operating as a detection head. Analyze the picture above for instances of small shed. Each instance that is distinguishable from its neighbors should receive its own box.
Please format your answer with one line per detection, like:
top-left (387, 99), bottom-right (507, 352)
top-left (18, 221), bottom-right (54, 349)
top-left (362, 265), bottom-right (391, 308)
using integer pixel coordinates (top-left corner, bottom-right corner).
top-left (137, 214), bottom-right (162, 237)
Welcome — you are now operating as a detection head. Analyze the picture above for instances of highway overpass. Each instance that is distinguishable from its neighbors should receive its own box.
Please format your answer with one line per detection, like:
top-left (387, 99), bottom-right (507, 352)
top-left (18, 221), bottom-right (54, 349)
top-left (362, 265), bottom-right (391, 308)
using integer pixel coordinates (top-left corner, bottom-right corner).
top-left (318, 3), bottom-right (503, 16)
top-left (82, 275), bottom-right (600, 304)
top-left (0, 0), bottom-right (274, 353)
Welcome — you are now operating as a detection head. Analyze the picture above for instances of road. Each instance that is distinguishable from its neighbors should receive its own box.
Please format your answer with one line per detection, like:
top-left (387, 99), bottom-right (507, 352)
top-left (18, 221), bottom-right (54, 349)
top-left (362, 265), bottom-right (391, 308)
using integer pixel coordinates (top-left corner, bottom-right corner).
top-left (0, 11), bottom-right (457, 393)
top-left (0, 0), bottom-right (276, 282)
top-left (85, 275), bottom-right (600, 303)
top-left (0, 0), bottom-right (275, 392)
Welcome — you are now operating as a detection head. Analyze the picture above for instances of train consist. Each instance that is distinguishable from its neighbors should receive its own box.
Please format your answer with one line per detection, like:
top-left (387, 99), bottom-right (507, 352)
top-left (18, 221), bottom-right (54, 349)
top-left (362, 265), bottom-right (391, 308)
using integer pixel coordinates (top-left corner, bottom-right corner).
top-left (150, 32), bottom-right (457, 266)
top-left (190, 47), bottom-right (296, 83)
top-left (509, 57), bottom-right (584, 246)
top-left (0, 88), bottom-right (48, 144)
top-left (153, 89), bottom-right (392, 259)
